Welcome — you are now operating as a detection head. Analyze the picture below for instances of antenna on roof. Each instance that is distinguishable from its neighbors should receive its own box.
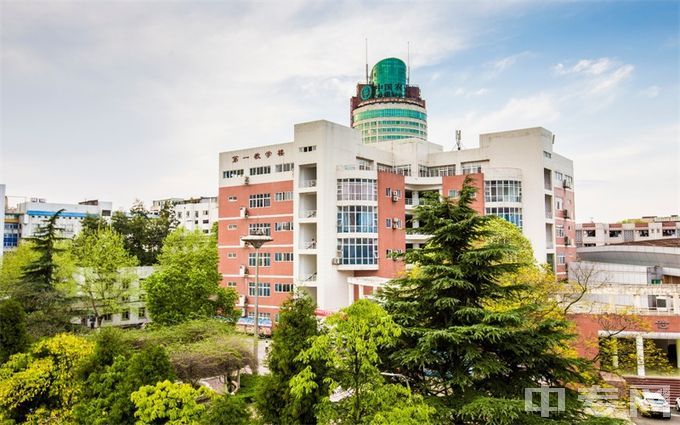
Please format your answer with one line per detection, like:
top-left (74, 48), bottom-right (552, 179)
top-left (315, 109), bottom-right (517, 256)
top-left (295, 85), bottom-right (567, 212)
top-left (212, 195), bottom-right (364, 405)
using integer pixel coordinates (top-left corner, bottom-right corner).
top-left (455, 130), bottom-right (463, 150)
top-left (407, 41), bottom-right (411, 85)
top-left (365, 38), bottom-right (369, 84)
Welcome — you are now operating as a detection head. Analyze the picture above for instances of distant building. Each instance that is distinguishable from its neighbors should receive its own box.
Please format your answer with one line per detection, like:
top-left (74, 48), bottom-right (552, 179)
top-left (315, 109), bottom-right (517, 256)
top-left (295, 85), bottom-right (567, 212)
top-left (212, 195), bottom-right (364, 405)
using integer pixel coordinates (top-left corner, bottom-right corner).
top-left (569, 238), bottom-right (680, 383)
top-left (152, 197), bottom-right (218, 234)
top-left (576, 216), bottom-right (680, 247)
top-left (0, 184), bottom-right (5, 258)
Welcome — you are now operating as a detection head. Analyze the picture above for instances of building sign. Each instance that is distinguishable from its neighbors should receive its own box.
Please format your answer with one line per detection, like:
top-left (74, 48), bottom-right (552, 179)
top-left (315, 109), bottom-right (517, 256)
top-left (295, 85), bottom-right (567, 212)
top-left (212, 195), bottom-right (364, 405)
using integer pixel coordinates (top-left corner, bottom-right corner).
top-left (656, 320), bottom-right (670, 330)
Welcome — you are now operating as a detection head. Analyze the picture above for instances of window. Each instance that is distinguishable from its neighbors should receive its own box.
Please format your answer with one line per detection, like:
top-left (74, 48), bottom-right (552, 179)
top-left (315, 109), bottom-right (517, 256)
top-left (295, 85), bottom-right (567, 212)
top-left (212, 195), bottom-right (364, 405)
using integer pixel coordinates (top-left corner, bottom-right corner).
top-left (385, 187), bottom-right (391, 196)
top-left (543, 151), bottom-right (552, 159)
top-left (554, 171), bottom-right (564, 182)
top-left (274, 252), bottom-right (294, 262)
top-left (353, 108), bottom-right (427, 121)
top-left (485, 207), bottom-right (523, 229)
top-left (248, 282), bottom-right (271, 297)
top-left (228, 195), bottom-right (237, 202)
top-left (299, 145), bottom-right (317, 153)
top-left (249, 223), bottom-right (271, 236)
top-left (226, 281), bottom-right (237, 287)
top-left (275, 163), bottom-right (294, 172)
top-left (556, 225), bottom-right (565, 238)
top-left (377, 163), bottom-right (393, 173)
top-left (202, 219), bottom-right (209, 224)
top-left (638, 229), bottom-right (650, 237)
top-left (419, 164), bottom-right (456, 177)
top-left (484, 180), bottom-right (522, 203)
top-left (337, 238), bottom-right (378, 265)
top-left (337, 179), bottom-right (377, 201)
top-left (223, 169), bottom-right (244, 178)
top-left (275, 283), bottom-right (293, 292)
top-left (393, 164), bottom-right (411, 176)
top-left (248, 253), bottom-right (271, 267)
top-left (102, 314), bottom-right (112, 322)
top-left (357, 158), bottom-right (372, 170)
top-left (386, 218), bottom-right (392, 228)
top-left (609, 230), bottom-right (622, 237)
top-left (337, 206), bottom-right (377, 233)
top-left (138, 308), bottom-right (146, 318)
top-left (275, 191), bottom-right (293, 201)
top-left (275, 222), bottom-right (293, 231)
top-left (663, 229), bottom-right (677, 237)
top-left (555, 197), bottom-right (563, 210)
top-left (249, 193), bottom-right (271, 208)
top-left (250, 166), bottom-right (271, 176)
top-left (557, 254), bottom-right (566, 265)
top-left (447, 189), bottom-right (459, 198)
top-left (462, 163), bottom-right (484, 174)
top-left (227, 224), bottom-right (237, 230)
top-left (585, 230), bottom-right (596, 237)
top-left (121, 310), bottom-right (130, 321)
top-left (227, 252), bottom-right (237, 259)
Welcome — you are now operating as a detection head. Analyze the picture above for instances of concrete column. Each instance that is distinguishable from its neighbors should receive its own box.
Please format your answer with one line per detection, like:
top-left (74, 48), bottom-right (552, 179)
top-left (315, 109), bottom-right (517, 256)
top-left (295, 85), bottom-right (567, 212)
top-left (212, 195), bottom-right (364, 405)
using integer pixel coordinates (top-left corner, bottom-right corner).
top-left (612, 339), bottom-right (619, 369)
top-left (608, 294), bottom-right (616, 312)
top-left (633, 294), bottom-right (641, 310)
top-left (636, 335), bottom-right (645, 377)
top-left (673, 295), bottom-right (680, 314)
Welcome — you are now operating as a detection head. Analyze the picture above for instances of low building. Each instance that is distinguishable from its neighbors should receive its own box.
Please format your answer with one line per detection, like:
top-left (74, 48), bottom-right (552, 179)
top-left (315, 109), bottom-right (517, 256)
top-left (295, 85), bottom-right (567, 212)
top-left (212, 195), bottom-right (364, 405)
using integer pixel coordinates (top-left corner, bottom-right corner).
top-left (15, 198), bottom-right (113, 240)
top-left (152, 197), bottom-right (218, 234)
top-left (569, 238), bottom-right (680, 379)
top-left (577, 216), bottom-right (680, 247)
top-left (0, 184), bottom-right (5, 258)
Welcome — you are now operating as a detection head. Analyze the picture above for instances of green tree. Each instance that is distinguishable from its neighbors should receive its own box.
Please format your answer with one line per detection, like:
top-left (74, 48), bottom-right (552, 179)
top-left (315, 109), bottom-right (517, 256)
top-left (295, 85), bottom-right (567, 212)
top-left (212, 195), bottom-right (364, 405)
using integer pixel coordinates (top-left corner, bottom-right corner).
top-left (72, 228), bottom-right (138, 328)
top-left (0, 333), bottom-right (94, 423)
top-left (112, 201), bottom-right (178, 266)
top-left (15, 212), bottom-right (76, 338)
top-left (0, 299), bottom-right (29, 363)
top-left (74, 337), bottom-right (175, 425)
top-left (256, 293), bottom-right (328, 424)
top-left (81, 213), bottom-right (110, 236)
top-left (291, 300), bottom-right (434, 425)
top-left (0, 242), bottom-right (38, 298)
top-left (380, 176), bottom-right (592, 423)
top-left (131, 380), bottom-right (213, 425)
top-left (144, 228), bottom-right (238, 325)
top-left (199, 394), bottom-right (250, 425)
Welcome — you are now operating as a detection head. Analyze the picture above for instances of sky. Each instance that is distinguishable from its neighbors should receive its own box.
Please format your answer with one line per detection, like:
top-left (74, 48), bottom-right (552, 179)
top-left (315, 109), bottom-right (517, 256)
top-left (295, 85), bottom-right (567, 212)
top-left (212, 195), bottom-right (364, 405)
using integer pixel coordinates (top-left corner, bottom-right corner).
top-left (1, 0), bottom-right (678, 222)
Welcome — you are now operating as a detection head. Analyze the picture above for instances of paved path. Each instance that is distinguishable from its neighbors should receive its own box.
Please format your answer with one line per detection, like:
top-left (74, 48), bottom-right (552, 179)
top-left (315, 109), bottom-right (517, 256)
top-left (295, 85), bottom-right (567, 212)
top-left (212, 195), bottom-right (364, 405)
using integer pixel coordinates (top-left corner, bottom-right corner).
top-left (633, 411), bottom-right (680, 423)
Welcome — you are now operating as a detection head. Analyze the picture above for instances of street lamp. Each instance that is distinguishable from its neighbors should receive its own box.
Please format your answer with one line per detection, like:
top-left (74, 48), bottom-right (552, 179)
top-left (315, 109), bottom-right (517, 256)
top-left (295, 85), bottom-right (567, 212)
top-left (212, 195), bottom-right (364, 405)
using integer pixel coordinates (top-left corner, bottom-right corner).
top-left (240, 230), bottom-right (273, 375)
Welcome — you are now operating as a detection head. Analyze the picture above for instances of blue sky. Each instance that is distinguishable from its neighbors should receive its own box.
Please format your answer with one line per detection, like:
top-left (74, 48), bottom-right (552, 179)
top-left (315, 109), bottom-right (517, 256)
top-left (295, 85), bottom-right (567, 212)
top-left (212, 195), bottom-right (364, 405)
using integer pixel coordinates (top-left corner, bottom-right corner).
top-left (1, 0), bottom-right (678, 222)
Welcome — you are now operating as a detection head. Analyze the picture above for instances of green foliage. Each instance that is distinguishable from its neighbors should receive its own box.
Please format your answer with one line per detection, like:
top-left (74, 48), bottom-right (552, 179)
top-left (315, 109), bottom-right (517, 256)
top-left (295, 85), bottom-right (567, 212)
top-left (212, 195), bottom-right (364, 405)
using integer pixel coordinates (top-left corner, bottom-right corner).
top-left (380, 176), bottom-right (591, 422)
top-left (480, 215), bottom-right (535, 266)
top-left (0, 300), bottom-right (29, 364)
top-left (81, 213), bottom-right (110, 236)
top-left (291, 300), bottom-right (433, 424)
top-left (0, 333), bottom-right (94, 423)
top-left (256, 293), bottom-right (327, 424)
top-left (131, 380), bottom-right (213, 425)
top-left (111, 201), bottom-right (178, 266)
top-left (199, 394), bottom-right (250, 425)
top-left (599, 337), bottom-right (674, 375)
top-left (72, 228), bottom-right (138, 328)
top-left (0, 242), bottom-right (38, 298)
top-left (73, 340), bottom-right (175, 425)
top-left (144, 228), bottom-right (239, 325)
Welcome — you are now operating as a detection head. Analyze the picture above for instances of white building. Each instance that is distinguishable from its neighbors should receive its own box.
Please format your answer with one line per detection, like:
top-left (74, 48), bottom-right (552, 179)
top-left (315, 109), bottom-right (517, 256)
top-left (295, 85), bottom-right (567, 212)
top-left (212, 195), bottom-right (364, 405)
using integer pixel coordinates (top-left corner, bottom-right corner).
top-left (0, 184), bottom-right (5, 259)
top-left (16, 199), bottom-right (113, 240)
top-left (218, 120), bottom-right (576, 318)
top-left (576, 217), bottom-right (680, 247)
top-left (152, 197), bottom-right (218, 234)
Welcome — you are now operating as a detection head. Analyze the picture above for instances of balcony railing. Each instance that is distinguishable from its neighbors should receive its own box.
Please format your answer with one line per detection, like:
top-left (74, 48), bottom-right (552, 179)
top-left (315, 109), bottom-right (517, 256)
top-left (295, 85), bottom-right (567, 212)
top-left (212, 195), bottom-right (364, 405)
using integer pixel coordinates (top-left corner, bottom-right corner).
top-left (300, 179), bottom-right (317, 188)
top-left (300, 273), bottom-right (317, 283)
top-left (300, 210), bottom-right (317, 219)
top-left (545, 211), bottom-right (553, 219)
top-left (336, 164), bottom-right (374, 171)
top-left (302, 240), bottom-right (317, 249)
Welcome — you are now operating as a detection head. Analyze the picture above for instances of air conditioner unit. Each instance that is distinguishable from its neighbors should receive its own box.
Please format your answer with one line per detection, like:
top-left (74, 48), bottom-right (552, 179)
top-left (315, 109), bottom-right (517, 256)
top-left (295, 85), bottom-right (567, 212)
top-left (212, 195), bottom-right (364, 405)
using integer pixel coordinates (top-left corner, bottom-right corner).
top-left (563, 179), bottom-right (572, 189)
top-left (240, 207), bottom-right (248, 218)
top-left (392, 219), bottom-right (401, 229)
top-left (391, 193), bottom-right (399, 202)
top-left (331, 257), bottom-right (341, 265)
top-left (244, 176), bottom-right (250, 185)
top-left (564, 237), bottom-right (571, 246)
top-left (239, 265), bottom-right (248, 276)
top-left (563, 209), bottom-right (570, 219)
top-left (237, 295), bottom-right (245, 306)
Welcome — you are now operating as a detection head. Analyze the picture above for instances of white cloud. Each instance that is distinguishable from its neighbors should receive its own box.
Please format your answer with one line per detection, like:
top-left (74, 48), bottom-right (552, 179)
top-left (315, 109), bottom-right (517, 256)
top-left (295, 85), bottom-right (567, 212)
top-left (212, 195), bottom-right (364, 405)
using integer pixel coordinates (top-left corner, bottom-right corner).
top-left (639, 85), bottom-right (660, 98)
top-left (553, 57), bottom-right (614, 76)
top-left (589, 64), bottom-right (634, 94)
top-left (453, 87), bottom-right (489, 98)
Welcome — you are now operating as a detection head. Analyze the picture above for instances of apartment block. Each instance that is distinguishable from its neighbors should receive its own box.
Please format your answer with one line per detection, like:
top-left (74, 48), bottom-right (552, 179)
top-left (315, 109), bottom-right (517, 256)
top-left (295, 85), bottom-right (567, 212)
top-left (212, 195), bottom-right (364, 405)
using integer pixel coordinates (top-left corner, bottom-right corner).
top-left (577, 216), bottom-right (680, 247)
top-left (218, 120), bottom-right (576, 320)
top-left (153, 197), bottom-right (218, 234)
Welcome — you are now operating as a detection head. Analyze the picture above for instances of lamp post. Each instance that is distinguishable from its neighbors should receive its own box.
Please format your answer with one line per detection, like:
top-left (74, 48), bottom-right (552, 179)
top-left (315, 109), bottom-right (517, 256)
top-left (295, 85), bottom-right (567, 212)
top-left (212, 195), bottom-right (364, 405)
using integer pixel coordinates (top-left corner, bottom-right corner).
top-left (240, 231), bottom-right (272, 375)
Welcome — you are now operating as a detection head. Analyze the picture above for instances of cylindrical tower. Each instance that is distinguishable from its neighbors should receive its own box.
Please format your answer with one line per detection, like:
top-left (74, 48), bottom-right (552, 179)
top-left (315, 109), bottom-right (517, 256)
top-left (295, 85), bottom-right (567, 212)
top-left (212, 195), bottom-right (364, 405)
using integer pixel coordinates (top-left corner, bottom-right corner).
top-left (350, 58), bottom-right (427, 144)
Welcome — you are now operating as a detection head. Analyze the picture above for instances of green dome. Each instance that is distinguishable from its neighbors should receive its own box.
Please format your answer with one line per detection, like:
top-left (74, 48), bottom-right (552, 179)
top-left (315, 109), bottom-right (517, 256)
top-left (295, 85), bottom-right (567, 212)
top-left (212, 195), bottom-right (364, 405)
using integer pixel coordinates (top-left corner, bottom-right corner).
top-left (371, 58), bottom-right (406, 98)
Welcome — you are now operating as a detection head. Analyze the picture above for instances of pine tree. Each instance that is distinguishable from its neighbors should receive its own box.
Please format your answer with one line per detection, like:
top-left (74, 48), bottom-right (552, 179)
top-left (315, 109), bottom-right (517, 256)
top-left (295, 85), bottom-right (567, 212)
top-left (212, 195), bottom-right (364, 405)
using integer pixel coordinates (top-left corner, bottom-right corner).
top-left (380, 176), bottom-right (592, 422)
top-left (20, 210), bottom-right (67, 297)
top-left (256, 293), bottom-right (327, 424)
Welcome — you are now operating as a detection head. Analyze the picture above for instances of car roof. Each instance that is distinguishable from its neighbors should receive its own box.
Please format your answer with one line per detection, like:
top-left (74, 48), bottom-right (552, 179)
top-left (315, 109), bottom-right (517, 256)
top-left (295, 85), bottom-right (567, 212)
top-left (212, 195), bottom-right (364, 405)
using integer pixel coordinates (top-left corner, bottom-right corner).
top-left (642, 391), bottom-right (666, 399)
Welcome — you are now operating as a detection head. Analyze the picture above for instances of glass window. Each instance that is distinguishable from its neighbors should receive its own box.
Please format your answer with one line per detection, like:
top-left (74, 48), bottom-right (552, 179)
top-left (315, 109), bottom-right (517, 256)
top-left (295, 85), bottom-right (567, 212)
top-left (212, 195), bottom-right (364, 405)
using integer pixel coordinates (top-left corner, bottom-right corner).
top-left (275, 222), bottom-right (293, 231)
top-left (337, 179), bottom-right (377, 201)
top-left (484, 180), bottom-right (522, 203)
top-left (249, 223), bottom-right (271, 236)
top-left (447, 189), bottom-right (459, 198)
top-left (274, 283), bottom-right (293, 292)
top-left (274, 252), bottom-right (293, 262)
top-left (353, 109), bottom-right (427, 122)
top-left (556, 225), bottom-right (565, 237)
top-left (223, 169), bottom-right (244, 178)
top-left (337, 206), bottom-right (377, 233)
top-left (299, 146), bottom-right (316, 153)
top-left (249, 193), bottom-right (271, 208)
top-left (138, 307), bottom-right (146, 318)
top-left (250, 166), bottom-right (271, 176)
top-left (275, 191), bottom-right (293, 201)
top-left (248, 253), bottom-right (271, 267)
top-left (337, 238), bottom-right (378, 265)
top-left (485, 207), bottom-right (523, 229)
top-left (419, 164), bottom-right (456, 177)
top-left (248, 282), bottom-right (270, 297)
top-left (275, 163), bottom-right (294, 172)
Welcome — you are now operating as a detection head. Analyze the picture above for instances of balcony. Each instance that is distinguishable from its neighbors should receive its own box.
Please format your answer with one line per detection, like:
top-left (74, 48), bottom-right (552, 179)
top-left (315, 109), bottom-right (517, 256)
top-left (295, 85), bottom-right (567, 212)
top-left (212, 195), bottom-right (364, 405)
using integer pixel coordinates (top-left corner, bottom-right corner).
top-left (545, 211), bottom-right (553, 219)
top-left (299, 210), bottom-right (317, 219)
top-left (299, 272), bottom-right (317, 286)
top-left (301, 240), bottom-right (317, 250)
top-left (300, 179), bottom-right (317, 189)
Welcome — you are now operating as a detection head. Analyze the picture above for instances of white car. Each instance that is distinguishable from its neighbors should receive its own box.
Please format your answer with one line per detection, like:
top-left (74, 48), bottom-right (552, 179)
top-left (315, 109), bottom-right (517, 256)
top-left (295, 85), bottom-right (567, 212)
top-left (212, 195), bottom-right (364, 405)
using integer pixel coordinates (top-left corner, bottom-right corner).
top-left (634, 391), bottom-right (671, 419)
